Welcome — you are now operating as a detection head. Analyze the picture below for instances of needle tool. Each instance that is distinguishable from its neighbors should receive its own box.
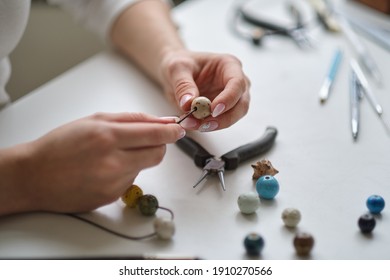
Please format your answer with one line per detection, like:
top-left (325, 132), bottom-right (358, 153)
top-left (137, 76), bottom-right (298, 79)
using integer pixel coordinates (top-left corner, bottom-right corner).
top-left (350, 59), bottom-right (383, 116)
top-left (176, 127), bottom-right (278, 191)
top-left (349, 69), bottom-right (360, 141)
top-left (339, 17), bottom-right (383, 86)
top-left (319, 48), bottom-right (343, 103)
top-left (176, 107), bottom-right (197, 124)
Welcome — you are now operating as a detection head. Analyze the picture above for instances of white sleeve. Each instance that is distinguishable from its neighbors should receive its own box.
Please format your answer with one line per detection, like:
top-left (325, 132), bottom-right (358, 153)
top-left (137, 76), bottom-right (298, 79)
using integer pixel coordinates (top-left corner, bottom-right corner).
top-left (47, 0), bottom-right (173, 42)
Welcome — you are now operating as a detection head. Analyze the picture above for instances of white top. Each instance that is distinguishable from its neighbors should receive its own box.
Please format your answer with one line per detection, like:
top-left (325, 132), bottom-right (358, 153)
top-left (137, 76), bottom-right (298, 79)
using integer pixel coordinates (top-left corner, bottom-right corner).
top-left (0, 0), bottom-right (138, 109)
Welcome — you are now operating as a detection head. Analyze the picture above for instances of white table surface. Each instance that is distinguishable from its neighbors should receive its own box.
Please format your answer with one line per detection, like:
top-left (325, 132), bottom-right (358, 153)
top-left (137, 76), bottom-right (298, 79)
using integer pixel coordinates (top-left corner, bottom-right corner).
top-left (0, 0), bottom-right (389, 260)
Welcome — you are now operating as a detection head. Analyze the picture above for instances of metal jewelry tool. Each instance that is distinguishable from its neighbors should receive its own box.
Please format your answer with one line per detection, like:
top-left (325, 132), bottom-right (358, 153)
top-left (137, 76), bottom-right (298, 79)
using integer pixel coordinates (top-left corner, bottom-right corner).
top-left (177, 107), bottom-right (197, 124)
top-left (176, 126), bottom-right (278, 191)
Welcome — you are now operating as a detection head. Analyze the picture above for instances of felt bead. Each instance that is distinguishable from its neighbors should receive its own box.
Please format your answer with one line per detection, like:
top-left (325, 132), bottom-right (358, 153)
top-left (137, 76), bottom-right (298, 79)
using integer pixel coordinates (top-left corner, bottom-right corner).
top-left (293, 232), bottom-right (314, 256)
top-left (154, 217), bottom-right (175, 240)
top-left (366, 195), bottom-right (385, 214)
top-left (237, 192), bottom-right (261, 214)
top-left (358, 213), bottom-right (376, 233)
top-left (138, 195), bottom-right (159, 216)
top-left (121, 185), bottom-right (143, 208)
top-left (191, 97), bottom-right (211, 119)
top-left (282, 208), bottom-right (301, 227)
top-left (244, 233), bottom-right (264, 256)
top-left (256, 175), bottom-right (279, 200)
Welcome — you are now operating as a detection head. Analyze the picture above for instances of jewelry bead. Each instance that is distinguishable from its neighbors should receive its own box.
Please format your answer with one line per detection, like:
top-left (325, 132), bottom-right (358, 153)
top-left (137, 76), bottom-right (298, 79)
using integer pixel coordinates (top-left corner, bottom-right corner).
top-left (138, 194), bottom-right (159, 216)
top-left (282, 208), bottom-right (301, 228)
top-left (366, 195), bottom-right (385, 214)
top-left (293, 232), bottom-right (314, 256)
top-left (244, 233), bottom-right (264, 256)
top-left (256, 175), bottom-right (279, 200)
top-left (154, 217), bottom-right (175, 240)
top-left (237, 192), bottom-right (261, 214)
top-left (121, 185), bottom-right (143, 208)
top-left (191, 96), bottom-right (211, 119)
top-left (358, 213), bottom-right (376, 233)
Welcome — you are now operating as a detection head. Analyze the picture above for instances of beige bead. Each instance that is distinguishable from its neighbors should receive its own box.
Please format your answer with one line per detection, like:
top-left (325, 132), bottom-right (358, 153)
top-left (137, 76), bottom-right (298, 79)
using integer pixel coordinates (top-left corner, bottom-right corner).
top-left (154, 217), bottom-right (175, 240)
top-left (282, 208), bottom-right (301, 227)
top-left (191, 97), bottom-right (211, 119)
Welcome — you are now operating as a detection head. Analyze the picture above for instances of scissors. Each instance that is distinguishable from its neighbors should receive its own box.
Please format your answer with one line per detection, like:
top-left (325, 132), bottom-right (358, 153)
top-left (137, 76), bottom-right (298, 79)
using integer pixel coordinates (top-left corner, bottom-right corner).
top-left (175, 127), bottom-right (278, 191)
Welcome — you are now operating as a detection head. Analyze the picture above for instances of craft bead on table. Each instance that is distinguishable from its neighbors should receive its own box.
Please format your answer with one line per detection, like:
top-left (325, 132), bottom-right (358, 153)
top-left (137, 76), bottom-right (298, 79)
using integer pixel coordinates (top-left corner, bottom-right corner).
top-left (293, 232), bottom-right (314, 256)
top-left (366, 195), bottom-right (385, 214)
top-left (237, 192), bottom-right (261, 214)
top-left (244, 233), bottom-right (265, 256)
top-left (281, 208), bottom-right (301, 228)
top-left (256, 175), bottom-right (280, 200)
top-left (358, 213), bottom-right (376, 234)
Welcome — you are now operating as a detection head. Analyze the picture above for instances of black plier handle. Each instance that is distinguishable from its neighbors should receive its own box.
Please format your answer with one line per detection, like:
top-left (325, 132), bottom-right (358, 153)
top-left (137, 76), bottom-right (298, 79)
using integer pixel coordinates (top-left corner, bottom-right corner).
top-left (176, 126), bottom-right (278, 170)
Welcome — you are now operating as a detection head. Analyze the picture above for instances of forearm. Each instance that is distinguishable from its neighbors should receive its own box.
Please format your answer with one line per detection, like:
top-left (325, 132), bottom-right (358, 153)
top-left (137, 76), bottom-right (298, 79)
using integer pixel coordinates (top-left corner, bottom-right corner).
top-left (110, 0), bottom-right (185, 85)
top-left (0, 145), bottom-right (34, 216)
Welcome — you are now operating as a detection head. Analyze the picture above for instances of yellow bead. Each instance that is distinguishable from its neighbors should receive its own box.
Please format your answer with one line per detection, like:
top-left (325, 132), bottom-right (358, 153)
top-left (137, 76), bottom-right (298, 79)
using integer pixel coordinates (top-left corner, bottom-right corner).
top-left (121, 185), bottom-right (143, 208)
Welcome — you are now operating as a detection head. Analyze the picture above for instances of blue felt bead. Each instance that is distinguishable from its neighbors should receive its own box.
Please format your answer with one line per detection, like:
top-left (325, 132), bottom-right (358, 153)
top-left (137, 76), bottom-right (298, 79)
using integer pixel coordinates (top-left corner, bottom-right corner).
top-left (256, 175), bottom-right (279, 199)
top-left (244, 233), bottom-right (264, 256)
top-left (366, 195), bottom-right (385, 214)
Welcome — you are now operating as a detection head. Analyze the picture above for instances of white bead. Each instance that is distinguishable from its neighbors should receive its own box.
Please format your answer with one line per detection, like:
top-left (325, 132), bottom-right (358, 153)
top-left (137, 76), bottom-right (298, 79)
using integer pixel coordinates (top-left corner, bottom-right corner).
top-left (281, 208), bottom-right (301, 227)
top-left (154, 217), bottom-right (175, 240)
top-left (191, 97), bottom-right (211, 119)
top-left (237, 192), bottom-right (261, 214)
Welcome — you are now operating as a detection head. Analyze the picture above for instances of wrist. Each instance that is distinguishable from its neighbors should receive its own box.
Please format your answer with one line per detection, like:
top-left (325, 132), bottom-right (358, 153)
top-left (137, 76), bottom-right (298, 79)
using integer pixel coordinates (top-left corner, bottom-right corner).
top-left (0, 143), bottom-right (37, 216)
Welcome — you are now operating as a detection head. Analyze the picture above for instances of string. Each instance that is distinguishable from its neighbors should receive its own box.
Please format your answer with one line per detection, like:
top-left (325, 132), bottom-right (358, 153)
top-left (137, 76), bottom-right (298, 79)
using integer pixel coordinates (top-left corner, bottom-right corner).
top-left (66, 206), bottom-right (174, 241)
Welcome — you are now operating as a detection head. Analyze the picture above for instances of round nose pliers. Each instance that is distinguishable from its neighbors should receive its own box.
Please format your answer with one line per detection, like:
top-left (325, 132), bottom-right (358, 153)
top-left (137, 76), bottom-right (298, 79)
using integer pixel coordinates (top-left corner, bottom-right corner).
top-left (175, 126), bottom-right (278, 191)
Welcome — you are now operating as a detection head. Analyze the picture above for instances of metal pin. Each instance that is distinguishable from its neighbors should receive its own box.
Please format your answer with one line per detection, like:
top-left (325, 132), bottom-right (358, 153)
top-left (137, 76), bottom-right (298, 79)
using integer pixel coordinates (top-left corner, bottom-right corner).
top-left (176, 107), bottom-right (197, 124)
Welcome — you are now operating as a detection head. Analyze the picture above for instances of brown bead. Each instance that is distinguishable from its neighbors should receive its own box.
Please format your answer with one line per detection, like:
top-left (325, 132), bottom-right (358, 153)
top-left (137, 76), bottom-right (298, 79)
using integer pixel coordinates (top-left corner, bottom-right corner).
top-left (293, 232), bottom-right (314, 256)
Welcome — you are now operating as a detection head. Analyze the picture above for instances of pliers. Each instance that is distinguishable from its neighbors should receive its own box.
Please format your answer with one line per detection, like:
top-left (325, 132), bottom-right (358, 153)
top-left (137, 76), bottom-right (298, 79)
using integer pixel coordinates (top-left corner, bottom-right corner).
top-left (175, 127), bottom-right (278, 191)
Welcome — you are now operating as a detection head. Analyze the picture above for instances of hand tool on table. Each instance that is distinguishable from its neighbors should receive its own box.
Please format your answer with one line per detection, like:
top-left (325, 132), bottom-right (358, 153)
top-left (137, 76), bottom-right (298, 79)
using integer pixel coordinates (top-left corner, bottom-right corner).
top-left (175, 127), bottom-right (278, 191)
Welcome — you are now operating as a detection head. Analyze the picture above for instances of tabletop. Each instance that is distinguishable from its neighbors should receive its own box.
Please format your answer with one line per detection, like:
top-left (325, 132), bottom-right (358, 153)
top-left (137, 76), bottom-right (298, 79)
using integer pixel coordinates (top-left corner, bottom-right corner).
top-left (0, 0), bottom-right (389, 260)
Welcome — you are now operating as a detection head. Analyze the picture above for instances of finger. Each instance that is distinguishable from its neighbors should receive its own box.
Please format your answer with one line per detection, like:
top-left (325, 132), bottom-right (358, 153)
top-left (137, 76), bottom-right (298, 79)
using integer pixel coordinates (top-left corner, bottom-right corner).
top-left (120, 145), bottom-right (167, 173)
top-left (167, 61), bottom-right (200, 110)
top-left (211, 73), bottom-right (250, 118)
top-left (112, 122), bottom-right (185, 149)
top-left (91, 112), bottom-right (177, 124)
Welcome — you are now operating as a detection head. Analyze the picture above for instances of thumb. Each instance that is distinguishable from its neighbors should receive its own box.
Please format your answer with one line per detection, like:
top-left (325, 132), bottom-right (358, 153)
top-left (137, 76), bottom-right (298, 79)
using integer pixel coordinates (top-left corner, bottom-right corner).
top-left (171, 68), bottom-right (199, 111)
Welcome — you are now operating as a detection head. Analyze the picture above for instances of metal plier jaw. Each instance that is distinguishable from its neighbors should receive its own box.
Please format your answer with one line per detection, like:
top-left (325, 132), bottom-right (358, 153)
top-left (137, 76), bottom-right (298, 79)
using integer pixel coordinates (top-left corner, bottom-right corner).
top-left (193, 158), bottom-right (226, 191)
top-left (176, 126), bottom-right (278, 191)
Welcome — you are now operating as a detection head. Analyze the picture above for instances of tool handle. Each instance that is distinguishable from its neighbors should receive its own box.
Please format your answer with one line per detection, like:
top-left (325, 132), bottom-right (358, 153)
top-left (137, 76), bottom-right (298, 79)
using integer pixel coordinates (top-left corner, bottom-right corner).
top-left (176, 136), bottom-right (213, 168)
top-left (221, 126), bottom-right (278, 170)
top-left (239, 8), bottom-right (290, 34)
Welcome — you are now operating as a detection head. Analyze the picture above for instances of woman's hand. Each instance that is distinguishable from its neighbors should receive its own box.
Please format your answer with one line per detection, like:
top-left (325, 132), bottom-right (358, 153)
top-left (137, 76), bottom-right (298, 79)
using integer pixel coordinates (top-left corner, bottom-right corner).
top-left (159, 50), bottom-right (251, 132)
top-left (0, 112), bottom-right (185, 215)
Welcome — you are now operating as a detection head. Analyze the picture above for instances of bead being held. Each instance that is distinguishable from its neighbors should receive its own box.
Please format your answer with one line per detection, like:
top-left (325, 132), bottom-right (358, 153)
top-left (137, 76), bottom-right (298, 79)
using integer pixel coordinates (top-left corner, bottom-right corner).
top-left (366, 195), bottom-right (385, 214)
top-left (138, 194), bottom-right (159, 216)
top-left (154, 217), bottom-right (175, 240)
top-left (256, 175), bottom-right (279, 200)
top-left (237, 192), bottom-right (261, 214)
top-left (244, 233), bottom-right (265, 256)
top-left (121, 185), bottom-right (143, 208)
top-left (191, 96), bottom-right (211, 119)
top-left (282, 208), bottom-right (301, 228)
top-left (293, 232), bottom-right (314, 256)
top-left (251, 159), bottom-right (279, 180)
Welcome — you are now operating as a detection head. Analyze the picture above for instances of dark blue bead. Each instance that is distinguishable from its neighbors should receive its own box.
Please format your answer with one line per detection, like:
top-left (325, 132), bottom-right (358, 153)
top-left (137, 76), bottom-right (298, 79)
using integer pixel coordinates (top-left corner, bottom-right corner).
top-left (358, 214), bottom-right (376, 233)
top-left (256, 175), bottom-right (279, 200)
top-left (244, 233), bottom-right (264, 256)
top-left (366, 195), bottom-right (385, 214)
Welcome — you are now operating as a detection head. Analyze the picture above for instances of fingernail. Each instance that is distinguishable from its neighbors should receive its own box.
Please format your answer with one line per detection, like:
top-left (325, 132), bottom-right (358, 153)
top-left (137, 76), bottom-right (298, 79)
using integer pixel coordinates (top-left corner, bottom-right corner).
top-left (179, 118), bottom-right (198, 129)
top-left (212, 103), bottom-right (225, 118)
top-left (159, 116), bottom-right (180, 122)
top-left (178, 128), bottom-right (186, 139)
top-left (199, 121), bottom-right (218, 132)
top-left (179, 94), bottom-right (193, 108)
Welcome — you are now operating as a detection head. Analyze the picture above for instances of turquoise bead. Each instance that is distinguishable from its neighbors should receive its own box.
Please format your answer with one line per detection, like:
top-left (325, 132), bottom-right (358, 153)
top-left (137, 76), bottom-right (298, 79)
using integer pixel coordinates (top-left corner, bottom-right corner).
top-left (366, 195), bottom-right (385, 214)
top-left (256, 175), bottom-right (279, 199)
top-left (244, 233), bottom-right (264, 256)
